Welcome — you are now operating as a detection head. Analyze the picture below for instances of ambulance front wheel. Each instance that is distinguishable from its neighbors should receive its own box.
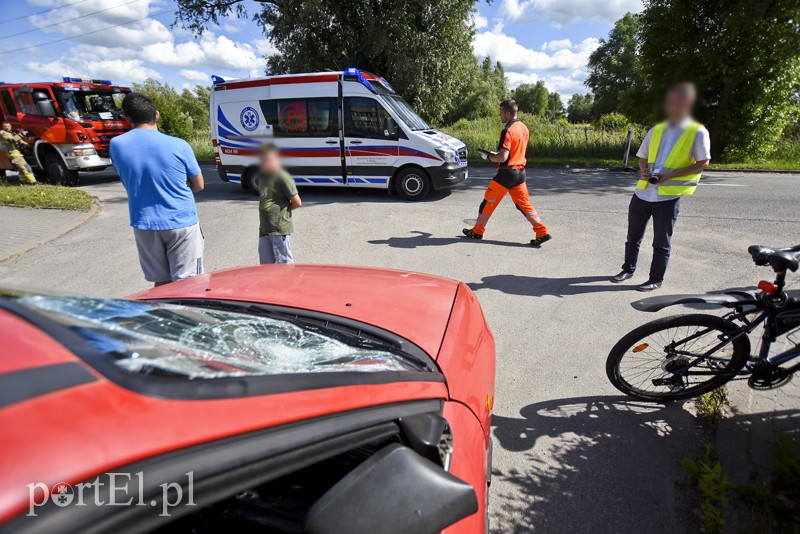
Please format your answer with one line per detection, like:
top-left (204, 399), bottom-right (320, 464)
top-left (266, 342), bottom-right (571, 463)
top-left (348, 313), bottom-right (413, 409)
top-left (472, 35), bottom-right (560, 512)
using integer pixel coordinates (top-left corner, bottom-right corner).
top-left (395, 167), bottom-right (431, 201)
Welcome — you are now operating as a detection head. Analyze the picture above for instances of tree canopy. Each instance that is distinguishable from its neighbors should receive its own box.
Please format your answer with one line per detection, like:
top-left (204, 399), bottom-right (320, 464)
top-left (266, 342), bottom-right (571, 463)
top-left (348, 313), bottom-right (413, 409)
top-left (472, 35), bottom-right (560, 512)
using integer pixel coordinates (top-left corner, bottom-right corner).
top-left (174, 0), bottom-right (477, 124)
top-left (585, 13), bottom-right (641, 118)
top-left (587, 1), bottom-right (800, 160)
top-left (567, 94), bottom-right (594, 124)
top-left (512, 81), bottom-right (549, 117)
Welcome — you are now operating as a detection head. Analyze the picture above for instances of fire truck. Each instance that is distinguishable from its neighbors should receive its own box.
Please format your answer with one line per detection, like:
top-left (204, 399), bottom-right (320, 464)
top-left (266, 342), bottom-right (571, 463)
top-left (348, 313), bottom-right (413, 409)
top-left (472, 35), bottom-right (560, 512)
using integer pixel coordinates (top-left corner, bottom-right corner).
top-left (0, 78), bottom-right (131, 185)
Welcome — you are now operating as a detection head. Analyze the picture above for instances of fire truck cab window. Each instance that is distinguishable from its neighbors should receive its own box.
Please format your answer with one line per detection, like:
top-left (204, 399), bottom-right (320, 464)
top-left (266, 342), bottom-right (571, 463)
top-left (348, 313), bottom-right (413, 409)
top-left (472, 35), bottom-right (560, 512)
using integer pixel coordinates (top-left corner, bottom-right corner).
top-left (1, 90), bottom-right (17, 115)
top-left (57, 89), bottom-right (126, 120)
top-left (14, 90), bottom-right (40, 116)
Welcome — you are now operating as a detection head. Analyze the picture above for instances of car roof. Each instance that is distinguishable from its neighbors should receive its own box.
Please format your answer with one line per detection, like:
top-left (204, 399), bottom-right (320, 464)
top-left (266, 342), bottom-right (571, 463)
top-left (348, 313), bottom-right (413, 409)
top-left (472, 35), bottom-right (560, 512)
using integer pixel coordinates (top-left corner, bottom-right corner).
top-left (130, 264), bottom-right (460, 359)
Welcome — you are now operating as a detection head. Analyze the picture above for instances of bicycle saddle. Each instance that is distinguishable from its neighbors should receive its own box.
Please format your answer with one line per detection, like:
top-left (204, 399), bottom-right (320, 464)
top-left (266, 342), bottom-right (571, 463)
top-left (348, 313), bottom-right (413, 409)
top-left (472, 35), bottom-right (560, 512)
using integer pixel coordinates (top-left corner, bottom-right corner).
top-left (748, 244), bottom-right (800, 272)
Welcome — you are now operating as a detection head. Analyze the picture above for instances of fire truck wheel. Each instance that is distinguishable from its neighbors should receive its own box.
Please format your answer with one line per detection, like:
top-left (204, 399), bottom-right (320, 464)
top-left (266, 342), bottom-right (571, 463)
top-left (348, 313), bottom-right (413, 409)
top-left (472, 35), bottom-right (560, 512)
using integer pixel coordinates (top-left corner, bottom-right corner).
top-left (44, 153), bottom-right (79, 186)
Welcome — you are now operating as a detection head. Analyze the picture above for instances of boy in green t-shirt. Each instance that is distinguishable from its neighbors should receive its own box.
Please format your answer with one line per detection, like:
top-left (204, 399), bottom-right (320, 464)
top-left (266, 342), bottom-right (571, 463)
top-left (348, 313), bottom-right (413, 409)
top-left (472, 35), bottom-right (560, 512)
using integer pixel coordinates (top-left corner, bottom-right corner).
top-left (257, 143), bottom-right (302, 264)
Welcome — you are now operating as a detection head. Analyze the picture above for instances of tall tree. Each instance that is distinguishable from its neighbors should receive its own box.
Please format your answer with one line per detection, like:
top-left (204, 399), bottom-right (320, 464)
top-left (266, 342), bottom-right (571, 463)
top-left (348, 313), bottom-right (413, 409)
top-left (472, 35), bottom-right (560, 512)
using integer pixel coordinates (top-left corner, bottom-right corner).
top-left (512, 80), bottom-right (548, 116)
top-left (445, 57), bottom-right (508, 123)
top-left (630, 0), bottom-right (800, 159)
top-left (585, 12), bottom-right (641, 118)
top-left (567, 94), bottom-right (594, 124)
top-left (174, 0), bottom-right (476, 125)
top-left (546, 92), bottom-right (565, 119)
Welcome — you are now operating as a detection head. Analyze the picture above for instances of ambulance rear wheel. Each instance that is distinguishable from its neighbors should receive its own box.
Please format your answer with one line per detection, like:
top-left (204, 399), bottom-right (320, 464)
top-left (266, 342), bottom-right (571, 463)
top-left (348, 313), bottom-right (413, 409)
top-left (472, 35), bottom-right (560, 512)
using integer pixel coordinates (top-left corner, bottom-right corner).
top-left (395, 167), bottom-right (430, 201)
top-left (243, 168), bottom-right (259, 196)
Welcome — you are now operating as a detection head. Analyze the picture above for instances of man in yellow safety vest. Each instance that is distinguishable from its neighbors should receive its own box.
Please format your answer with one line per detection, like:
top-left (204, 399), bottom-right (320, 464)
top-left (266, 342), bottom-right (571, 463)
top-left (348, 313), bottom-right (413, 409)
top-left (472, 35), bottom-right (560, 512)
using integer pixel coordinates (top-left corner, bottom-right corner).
top-left (610, 83), bottom-right (710, 291)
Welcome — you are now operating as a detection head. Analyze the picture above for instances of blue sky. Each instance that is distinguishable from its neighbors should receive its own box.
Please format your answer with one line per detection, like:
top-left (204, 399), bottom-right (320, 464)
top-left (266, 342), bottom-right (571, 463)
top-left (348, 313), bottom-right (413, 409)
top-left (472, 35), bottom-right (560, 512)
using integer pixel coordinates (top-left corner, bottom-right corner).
top-left (0, 0), bottom-right (642, 100)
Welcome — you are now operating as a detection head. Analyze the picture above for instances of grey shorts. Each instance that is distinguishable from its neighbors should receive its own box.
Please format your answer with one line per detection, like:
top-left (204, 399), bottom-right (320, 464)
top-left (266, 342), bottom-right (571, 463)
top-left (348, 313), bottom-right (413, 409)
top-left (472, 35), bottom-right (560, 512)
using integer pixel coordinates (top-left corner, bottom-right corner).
top-left (258, 234), bottom-right (294, 264)
top-left (133, 223), bottom-right (204, 282)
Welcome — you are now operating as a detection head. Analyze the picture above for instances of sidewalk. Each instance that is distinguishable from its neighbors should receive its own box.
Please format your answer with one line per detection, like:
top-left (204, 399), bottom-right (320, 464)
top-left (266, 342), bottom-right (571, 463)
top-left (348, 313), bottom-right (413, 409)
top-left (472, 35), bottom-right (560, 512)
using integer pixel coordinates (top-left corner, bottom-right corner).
top-left (0, 206), bottom-right (95, 261)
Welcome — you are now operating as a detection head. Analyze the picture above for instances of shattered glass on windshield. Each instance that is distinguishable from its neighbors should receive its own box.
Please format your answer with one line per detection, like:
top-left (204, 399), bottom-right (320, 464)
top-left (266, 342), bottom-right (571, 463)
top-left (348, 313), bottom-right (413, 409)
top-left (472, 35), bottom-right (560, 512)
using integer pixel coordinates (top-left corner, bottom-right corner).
top-left (17, 296), bottom-right (427, 379)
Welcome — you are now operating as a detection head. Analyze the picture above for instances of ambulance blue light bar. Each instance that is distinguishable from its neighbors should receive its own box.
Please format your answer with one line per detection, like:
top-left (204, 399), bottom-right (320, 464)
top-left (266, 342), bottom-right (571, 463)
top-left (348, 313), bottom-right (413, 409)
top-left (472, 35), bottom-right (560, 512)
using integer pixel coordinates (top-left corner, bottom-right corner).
top-left (211, 74), bottom-right (226, 84)
top-left (343, 67), bottom-right (376, 93)
top-left (62, 77), bottom-right (112, 85)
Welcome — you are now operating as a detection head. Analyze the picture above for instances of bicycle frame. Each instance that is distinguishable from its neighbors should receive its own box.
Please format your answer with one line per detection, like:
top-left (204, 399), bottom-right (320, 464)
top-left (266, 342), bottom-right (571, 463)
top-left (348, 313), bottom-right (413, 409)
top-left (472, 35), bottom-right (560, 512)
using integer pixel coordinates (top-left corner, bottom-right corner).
top-left (668, 279), bottom-right (800, 376)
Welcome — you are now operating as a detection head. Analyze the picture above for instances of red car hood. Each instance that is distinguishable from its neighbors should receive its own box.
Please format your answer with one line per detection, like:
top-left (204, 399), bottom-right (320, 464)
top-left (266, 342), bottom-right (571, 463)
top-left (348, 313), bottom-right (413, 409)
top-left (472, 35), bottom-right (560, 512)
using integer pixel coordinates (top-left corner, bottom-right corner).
top-left (130, 264), bottom-right (459, 358)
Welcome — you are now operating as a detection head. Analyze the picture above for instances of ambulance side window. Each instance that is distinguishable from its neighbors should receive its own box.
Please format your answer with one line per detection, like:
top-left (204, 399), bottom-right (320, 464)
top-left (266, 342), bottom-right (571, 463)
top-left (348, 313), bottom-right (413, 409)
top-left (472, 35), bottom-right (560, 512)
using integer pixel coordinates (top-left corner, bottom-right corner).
top-left (260, 98), bottom-right (338, 138)
top-left (0, 90), bottom-right (17, 116)
top-left (345, 97), bottom-right (391, 139)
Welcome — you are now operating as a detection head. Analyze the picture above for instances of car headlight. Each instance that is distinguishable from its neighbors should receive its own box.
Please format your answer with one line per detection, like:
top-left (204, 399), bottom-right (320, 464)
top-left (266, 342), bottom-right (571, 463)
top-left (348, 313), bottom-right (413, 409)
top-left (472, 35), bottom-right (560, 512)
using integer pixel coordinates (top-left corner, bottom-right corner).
top-left (435, 148), bottom-right (457, 163)
top-left (72, 148), bottom-right (96, 157)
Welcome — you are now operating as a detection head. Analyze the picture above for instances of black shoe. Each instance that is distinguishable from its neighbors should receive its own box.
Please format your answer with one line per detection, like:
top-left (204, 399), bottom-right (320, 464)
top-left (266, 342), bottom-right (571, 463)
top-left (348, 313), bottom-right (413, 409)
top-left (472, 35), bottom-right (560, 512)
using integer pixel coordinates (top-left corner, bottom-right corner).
top-left (637, 280), bottom-right (663, 292)
top-left (462, 228), bottom-right (482, 240)
top-left (611, 270), bottom-right (634, 283)
top-left (530, 234), bottom-right (552, 247)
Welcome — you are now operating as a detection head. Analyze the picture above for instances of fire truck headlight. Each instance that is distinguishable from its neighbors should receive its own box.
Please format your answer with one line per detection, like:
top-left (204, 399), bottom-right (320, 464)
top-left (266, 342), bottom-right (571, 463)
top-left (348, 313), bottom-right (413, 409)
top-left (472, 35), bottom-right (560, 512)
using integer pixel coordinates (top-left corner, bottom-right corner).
top-left (71, 148), bottom-right (96, 157)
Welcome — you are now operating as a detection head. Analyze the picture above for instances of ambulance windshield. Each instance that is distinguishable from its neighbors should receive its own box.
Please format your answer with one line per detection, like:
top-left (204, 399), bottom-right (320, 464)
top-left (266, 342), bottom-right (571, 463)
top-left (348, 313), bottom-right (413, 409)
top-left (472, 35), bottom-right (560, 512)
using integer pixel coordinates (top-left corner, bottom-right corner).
top-left (383, 95), bottom-right (429, 131)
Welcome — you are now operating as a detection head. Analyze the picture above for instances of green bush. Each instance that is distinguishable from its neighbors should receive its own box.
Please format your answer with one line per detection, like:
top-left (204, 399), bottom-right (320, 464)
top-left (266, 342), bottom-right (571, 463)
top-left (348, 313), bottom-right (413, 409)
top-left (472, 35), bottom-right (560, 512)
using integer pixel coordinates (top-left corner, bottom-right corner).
top-left (132, 79), bottom-right (196, 141)
top-left (442, 112), bottom-right (647, 164)
top-left (595, 112), bottom-right (631, 132)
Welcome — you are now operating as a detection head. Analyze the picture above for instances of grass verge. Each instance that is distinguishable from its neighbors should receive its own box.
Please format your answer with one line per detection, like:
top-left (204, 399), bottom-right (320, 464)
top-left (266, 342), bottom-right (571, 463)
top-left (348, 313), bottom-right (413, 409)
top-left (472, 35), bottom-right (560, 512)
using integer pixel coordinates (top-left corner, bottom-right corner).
top-left (683, 387), bottom-right (800, 533)
top-left (0, 182), bottom-right (95, 211)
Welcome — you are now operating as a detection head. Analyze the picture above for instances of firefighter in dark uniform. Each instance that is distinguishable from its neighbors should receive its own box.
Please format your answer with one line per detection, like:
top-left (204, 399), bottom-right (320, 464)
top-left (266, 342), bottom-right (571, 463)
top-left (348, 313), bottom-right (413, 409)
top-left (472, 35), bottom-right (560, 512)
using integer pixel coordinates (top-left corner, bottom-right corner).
top-left (463, 99), bottom-right (551, 246)
top-left (0, 121), bottom-right (37, 185)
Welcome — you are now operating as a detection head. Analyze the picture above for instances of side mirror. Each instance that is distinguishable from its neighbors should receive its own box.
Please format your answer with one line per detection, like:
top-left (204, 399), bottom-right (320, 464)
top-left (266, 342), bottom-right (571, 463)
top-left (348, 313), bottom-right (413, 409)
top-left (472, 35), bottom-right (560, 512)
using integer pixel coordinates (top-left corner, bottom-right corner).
top-left (383, 116), bottom-right (399, 138)
top-left (304, 443), bottom-right (478, 534)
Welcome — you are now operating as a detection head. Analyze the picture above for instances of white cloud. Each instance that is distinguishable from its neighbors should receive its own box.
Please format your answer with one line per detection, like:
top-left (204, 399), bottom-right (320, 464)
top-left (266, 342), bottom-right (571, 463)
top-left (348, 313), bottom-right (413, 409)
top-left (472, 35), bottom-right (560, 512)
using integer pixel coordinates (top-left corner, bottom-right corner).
top-left (541, 39), bottom-right (573, 52)
top-left (178, 69), bottom-right (209, 82)
top-left (141, 33), bottom-right (267, 71)
top-left (501, 0), bottom-right (642, 25)
top-left (473, 27), bottom-right (599, 72)
top-left (470, 12), bottom-right (489, 30)
top-left (26, 58), bottom-right (161, 83)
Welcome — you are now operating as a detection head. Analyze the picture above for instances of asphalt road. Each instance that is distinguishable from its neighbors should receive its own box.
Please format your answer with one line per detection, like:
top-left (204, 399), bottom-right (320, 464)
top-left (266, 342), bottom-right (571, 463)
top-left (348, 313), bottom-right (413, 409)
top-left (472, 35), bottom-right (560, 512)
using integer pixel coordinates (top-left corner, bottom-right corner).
top-left (2, 165), bottom-right (799, 533)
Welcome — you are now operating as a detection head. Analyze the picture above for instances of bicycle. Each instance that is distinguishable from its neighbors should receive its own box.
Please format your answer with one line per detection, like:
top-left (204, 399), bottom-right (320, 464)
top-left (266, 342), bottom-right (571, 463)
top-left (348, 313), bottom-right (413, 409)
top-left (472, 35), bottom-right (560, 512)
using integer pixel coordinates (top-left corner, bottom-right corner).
top-left (606, 244), bottom-right (800, 402)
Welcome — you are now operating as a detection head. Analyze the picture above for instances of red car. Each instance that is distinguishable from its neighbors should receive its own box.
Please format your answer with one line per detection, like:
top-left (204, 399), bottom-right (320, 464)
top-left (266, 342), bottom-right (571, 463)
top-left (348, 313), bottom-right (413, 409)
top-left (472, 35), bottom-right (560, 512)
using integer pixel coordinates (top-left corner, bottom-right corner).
top-left (0, 265), bottom-right (495, 534)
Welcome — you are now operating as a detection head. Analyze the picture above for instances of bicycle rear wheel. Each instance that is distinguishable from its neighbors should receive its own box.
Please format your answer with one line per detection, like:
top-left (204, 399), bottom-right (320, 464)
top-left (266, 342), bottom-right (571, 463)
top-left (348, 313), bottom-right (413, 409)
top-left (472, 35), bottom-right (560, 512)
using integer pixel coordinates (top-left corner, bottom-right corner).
top-left (606, 314), bottom-right (750, 402)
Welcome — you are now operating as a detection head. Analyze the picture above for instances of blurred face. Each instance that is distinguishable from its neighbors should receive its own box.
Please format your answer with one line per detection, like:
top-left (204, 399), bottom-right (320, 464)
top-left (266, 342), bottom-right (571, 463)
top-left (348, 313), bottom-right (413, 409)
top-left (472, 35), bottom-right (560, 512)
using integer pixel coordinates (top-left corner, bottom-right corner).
top-left (499, 108), bottom-right (511, 123)
top-left (663, 88), bottom-right (694, 124)
top-left (259, 150), bottom-right (281, 173)
top-left (2, 123), bottom-right (11, 132)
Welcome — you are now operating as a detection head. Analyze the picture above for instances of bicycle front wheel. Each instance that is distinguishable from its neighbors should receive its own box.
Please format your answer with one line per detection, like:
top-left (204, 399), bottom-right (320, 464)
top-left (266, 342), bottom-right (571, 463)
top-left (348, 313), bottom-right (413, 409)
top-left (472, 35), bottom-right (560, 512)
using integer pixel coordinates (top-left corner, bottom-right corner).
top-left (606, 314), bottom-right (750, 402)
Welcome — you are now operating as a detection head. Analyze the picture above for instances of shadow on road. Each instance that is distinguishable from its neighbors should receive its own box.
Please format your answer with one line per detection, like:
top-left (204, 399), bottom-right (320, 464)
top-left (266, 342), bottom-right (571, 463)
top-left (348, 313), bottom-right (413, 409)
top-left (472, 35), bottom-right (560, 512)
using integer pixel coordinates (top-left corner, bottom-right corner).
top-left (368, 231), bottom-right (532, 250)
top-left (490, 396), bottom-right (699, 533)
top-left (468, 274), bottom-right (633, 297)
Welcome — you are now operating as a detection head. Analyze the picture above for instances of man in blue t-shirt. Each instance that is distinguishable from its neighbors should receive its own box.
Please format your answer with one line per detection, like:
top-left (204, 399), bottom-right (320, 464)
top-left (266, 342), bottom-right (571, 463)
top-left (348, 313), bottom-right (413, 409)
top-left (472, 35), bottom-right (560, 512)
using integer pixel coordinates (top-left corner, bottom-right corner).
top-left (110, 93), bottom-right (205, 287)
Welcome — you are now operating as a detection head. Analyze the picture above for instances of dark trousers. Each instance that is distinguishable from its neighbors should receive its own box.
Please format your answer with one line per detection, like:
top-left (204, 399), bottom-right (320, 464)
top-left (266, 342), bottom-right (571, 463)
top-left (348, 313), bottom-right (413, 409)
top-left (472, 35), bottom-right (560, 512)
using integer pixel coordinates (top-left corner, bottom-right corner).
top-left (622, 195), bottom-right (680, 283)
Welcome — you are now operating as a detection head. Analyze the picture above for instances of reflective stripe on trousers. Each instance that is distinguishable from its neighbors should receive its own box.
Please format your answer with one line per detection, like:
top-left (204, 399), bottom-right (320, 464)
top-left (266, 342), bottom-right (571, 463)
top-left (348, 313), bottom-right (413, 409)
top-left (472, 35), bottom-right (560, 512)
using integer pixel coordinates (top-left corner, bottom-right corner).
top-left (471, 180), bottom-right (549, 237)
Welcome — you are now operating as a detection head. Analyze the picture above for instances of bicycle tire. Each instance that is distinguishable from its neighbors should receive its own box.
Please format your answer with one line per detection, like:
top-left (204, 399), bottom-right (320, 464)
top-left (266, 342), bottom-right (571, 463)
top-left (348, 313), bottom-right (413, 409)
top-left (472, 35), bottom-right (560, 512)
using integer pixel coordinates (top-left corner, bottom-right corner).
top-left (606, 314), bottom-right (750, 402)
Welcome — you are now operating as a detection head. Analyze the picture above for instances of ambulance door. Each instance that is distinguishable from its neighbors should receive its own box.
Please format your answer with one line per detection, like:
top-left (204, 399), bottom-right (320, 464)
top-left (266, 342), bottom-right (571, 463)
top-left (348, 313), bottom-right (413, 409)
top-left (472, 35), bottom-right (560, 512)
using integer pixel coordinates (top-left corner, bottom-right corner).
top-left (260, 97), bottom-right (342, 187)
top-left (343, 97), bottom-right (398, 188)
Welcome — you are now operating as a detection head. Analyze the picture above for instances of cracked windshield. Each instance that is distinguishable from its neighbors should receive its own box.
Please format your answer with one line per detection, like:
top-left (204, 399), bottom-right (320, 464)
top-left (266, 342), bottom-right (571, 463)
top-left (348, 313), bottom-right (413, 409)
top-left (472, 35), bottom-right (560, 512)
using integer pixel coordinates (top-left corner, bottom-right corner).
top-left (18, 296), bottom-right (425, 379)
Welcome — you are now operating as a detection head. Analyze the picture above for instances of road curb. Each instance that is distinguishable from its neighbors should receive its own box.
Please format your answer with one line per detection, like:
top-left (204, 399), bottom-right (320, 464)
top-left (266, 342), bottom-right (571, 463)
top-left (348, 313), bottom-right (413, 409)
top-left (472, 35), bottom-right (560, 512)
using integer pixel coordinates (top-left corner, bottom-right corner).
top-left (0, 198), bottom-right (102, 263)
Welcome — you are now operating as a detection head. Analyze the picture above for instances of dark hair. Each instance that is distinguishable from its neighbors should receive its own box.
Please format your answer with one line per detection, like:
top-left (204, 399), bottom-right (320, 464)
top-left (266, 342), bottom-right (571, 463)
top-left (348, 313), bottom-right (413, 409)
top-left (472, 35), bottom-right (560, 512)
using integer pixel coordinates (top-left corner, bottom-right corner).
top-left (500, 99), bottom-right (518, 115)
top-left (121, 93), bottom-right (157, 125)
top-left (259, 142), bottom-right (280, 157)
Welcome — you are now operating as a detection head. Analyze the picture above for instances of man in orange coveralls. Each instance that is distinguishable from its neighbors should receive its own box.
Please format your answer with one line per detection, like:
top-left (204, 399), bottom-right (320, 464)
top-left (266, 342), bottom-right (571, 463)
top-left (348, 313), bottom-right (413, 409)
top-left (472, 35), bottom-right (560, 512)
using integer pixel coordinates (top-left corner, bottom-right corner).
top-left (462, 99), bottom-right (552, 247)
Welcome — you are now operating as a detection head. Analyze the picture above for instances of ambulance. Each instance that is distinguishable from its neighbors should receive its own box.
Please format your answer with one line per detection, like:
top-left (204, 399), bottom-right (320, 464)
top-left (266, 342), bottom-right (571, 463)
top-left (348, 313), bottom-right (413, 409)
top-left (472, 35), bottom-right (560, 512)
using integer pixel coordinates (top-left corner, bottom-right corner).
top-left (210, 69), bottom-right (468, 200)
